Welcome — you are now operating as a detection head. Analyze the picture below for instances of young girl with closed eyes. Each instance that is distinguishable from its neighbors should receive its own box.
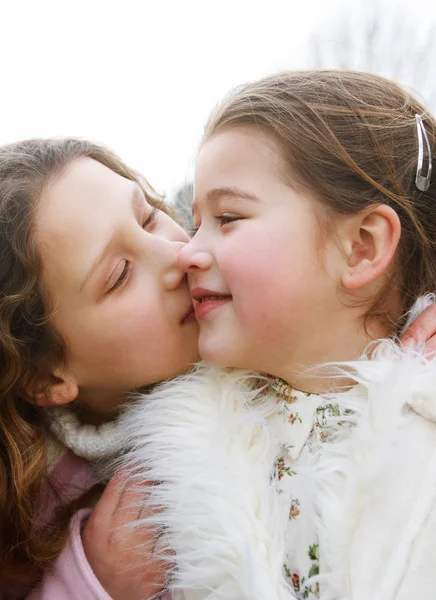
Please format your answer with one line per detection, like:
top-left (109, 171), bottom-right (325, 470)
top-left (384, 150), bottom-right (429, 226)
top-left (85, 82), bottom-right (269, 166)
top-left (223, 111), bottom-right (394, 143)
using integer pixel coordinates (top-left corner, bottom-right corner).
top-left (124, 71), bottom-right (436, 600)
top-left (0, 138), bottom-right (199, 600)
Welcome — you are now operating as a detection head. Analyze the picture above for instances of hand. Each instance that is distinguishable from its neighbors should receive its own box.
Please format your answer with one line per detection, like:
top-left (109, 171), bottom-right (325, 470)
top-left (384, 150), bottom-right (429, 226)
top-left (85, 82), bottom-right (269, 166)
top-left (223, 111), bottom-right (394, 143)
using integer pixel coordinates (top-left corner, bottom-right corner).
top-left (82, 469), bottom-right (168, 600)
top-left (401, 303), bottom-right (436, 357)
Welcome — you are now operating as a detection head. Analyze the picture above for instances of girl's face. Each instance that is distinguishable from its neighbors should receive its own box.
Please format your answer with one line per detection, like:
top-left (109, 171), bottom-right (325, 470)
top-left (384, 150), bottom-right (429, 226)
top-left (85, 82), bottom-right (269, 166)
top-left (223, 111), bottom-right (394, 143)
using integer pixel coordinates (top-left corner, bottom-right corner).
top-left (35, 158), bottom-right (199, 417)
top-left (179, 127), bottom-right (351, 383)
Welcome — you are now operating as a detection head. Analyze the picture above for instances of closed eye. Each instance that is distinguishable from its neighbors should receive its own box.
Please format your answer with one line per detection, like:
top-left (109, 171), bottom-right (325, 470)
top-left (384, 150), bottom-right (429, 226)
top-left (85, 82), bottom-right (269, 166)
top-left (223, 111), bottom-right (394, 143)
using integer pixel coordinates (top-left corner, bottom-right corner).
top-left (143, 207), bottom-right (158, 229)
top-left (215, 214), bottom-right (242, 226)
top-left (106, 208), bottom-right (158, 295)
top-left (107, 260), bottom-right (132, 294)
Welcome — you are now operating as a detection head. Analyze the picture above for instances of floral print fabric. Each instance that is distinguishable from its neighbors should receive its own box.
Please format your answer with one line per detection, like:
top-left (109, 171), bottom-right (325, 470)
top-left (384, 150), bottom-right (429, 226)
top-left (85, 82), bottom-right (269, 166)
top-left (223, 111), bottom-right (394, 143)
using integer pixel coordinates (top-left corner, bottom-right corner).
top-left (268, 378), bottom-right (353, 599)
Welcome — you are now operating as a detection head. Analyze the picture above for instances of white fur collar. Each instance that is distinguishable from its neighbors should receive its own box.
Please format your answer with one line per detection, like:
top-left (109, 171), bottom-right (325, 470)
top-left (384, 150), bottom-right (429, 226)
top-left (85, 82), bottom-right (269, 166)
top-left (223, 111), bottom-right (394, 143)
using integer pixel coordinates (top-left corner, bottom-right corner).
top-left (120, 296), bottom-right (436, 600)
top-left (121, 367), bottom-right (296, 599)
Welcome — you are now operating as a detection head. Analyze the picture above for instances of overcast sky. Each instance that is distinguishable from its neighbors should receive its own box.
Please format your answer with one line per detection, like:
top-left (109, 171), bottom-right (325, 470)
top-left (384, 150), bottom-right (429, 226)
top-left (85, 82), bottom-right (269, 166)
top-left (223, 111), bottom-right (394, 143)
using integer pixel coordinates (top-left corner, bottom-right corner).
top-left (0, 0), bottom-right (434, 198)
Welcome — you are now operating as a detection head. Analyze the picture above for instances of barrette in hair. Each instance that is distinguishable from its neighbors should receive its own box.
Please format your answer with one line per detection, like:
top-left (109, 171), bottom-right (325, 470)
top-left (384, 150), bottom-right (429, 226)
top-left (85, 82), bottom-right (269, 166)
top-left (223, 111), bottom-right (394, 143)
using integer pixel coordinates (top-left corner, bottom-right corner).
top-left (415, 113), bottom-right (432, 192)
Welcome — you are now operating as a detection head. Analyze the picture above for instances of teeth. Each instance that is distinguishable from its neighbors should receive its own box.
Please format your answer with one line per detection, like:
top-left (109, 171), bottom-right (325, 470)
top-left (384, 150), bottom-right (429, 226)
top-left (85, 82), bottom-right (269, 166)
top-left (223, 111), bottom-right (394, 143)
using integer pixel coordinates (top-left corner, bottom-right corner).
top-left (198, 295), bottom-right (225, 303)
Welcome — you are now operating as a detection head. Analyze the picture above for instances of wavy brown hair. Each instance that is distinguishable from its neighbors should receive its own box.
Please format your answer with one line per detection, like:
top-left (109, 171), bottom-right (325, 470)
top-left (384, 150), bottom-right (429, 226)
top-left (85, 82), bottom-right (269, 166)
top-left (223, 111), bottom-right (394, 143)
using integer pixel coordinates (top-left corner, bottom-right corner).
top-left (203, 70), bottom-right (436, 332)
top-left (0, 138), bottom-right (166, 594)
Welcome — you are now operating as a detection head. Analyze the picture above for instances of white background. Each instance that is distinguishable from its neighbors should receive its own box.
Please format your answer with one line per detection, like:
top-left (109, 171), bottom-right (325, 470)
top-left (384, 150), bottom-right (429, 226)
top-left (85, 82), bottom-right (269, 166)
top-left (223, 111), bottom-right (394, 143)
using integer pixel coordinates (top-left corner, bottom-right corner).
top-left (0, 0), bottom-right (434, 198)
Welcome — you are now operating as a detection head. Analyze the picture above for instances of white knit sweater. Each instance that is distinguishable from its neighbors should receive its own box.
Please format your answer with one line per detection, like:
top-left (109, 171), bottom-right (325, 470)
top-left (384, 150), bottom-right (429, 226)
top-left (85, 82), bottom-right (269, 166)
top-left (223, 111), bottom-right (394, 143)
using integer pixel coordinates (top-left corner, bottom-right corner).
top-left (47, 405), bottom-right (127, 477)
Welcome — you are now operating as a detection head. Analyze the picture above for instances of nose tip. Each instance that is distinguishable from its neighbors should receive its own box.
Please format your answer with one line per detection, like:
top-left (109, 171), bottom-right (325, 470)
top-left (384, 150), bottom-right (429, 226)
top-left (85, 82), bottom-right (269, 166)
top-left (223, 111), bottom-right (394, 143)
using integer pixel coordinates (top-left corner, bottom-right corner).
top-left (162, 241), bottom-right (188, 290)
top-left (177, 243), bottom-right (190, 271)
top-left (177, 239), bottom-right (212, 272)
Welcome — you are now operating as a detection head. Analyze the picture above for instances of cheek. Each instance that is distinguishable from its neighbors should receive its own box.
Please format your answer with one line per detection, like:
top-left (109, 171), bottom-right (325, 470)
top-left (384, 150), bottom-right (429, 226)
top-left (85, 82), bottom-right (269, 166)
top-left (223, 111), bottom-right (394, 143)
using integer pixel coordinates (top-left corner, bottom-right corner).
top-left (108, 296), bottom-right (165, 352)
top-left (68, 297), bottom-right (161, 362)
top-left (219, 230), bottom-right (322, 337)
top-left (220, 229), bottom-right (310, 301)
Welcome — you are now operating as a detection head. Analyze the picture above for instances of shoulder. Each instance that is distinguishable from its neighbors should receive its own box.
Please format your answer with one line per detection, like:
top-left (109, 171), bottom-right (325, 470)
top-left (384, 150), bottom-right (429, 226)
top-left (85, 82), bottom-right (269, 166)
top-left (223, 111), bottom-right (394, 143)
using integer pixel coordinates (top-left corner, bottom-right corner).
top-left (335, 338), bottom-right (436, 429)
top-left (39, 443), bottom-right (97, 525)
top-left (48, 447), bottom-right (96, 494)
top-left (320, 342), bottom-right (436, 599)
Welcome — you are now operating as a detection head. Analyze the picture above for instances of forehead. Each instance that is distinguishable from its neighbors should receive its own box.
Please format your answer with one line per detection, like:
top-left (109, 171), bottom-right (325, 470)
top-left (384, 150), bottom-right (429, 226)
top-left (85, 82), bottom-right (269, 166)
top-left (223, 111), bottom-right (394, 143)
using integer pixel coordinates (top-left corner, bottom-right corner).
top-left (34, 158), bottom-right (135, 294)
top-left (195, 127), bottom-right (285, 189)
top-left (36, 158), bottom-right (133, 237)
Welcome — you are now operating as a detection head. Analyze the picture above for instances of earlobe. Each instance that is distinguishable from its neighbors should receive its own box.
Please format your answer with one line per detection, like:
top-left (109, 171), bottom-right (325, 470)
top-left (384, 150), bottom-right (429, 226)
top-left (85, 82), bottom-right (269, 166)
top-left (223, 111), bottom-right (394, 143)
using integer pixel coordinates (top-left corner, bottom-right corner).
top-left (47, 379), bottom-right (79, 406)
top-left (24, 373), bottom-right (79, 407)
top-left (341, 205), bottom-right (401, 291)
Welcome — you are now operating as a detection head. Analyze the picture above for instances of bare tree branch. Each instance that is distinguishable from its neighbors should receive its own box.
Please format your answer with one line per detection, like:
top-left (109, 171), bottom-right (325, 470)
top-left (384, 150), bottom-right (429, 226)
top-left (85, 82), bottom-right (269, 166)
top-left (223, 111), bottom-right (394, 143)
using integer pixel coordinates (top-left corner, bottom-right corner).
top-left (301, 0), bottom-right (436, 111)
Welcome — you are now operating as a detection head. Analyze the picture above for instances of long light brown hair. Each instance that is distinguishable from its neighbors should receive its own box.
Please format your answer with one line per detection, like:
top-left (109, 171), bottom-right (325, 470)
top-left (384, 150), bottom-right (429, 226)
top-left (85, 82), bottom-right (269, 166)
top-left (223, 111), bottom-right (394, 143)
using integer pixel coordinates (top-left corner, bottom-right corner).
top-left (0, 138), bottom-right (165, 593)
top-left (203, 70), bottom-right (436, 331)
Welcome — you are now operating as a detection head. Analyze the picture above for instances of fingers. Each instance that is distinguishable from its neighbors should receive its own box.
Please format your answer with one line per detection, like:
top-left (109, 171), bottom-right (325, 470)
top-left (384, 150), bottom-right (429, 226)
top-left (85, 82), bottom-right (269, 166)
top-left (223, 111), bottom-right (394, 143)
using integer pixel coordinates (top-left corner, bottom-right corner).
top-left (82, 470), bottom-right (169, 599)
top-left (401, 327), bottom-right (421, 349)
top-left (86, 470), bottom-right (126, 528)
top-left (112, 475), bottom-right (153, 531)
top-left (401, 304), bottom-right (436, 355)
top-left (86, 469), bottom-right (153, 539)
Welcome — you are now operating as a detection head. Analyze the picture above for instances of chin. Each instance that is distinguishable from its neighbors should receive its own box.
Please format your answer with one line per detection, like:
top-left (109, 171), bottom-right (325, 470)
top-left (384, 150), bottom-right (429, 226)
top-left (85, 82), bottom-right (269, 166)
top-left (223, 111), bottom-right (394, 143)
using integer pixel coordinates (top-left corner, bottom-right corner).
top-left (198, 337), bottom-right (242, 369)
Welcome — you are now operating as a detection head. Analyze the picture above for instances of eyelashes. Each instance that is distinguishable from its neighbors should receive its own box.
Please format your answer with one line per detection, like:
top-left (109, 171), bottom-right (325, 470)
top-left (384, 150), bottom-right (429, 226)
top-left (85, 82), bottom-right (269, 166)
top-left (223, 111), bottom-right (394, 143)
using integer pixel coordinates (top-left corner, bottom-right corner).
top-left (215, 214), bottom-right (242, 226)
top-left (191, 214), bottom-right (242, 236)
top-left (143, 207), bottom-right (158, 228)
top-left (108, 260), bottom-right (132, 293)
top-left (107, 207), bottom-right (158, 294)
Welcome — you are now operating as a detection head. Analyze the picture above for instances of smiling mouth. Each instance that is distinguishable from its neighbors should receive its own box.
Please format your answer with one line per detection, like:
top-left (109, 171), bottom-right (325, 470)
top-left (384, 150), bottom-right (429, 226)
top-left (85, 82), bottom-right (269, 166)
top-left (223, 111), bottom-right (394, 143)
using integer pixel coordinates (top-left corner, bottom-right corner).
top-left (193, 295), bottom-right (232, 319)
top-left (190, 287), bottom-right (232, 303)
top-left (197, 295), bottom-right (230, 303)
top-left (190, 287), bottom-right (232, 319)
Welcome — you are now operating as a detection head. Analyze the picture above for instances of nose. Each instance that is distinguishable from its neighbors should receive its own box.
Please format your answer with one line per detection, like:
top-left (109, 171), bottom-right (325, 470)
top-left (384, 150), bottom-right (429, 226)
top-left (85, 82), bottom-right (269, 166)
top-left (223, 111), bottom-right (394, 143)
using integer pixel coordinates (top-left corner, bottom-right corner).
top-left (162, 240), bottom-right (189, 290)
top-left (177, 235), bottom-right (214, 273)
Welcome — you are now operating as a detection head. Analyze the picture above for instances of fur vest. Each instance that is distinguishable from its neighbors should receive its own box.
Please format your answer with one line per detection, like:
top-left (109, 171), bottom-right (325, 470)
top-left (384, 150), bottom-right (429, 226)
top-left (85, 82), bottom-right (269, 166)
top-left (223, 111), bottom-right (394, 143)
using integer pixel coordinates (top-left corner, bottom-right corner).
top-left (121, 309), bottom-right (436, 599)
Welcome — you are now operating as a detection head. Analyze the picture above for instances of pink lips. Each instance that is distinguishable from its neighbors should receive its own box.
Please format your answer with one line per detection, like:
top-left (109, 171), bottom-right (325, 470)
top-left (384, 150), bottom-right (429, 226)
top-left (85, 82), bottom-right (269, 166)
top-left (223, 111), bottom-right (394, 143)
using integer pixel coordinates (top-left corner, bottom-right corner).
top-left (190, 287), bottom-right (232, 320)
top-left (181, 306), bottom-right (196, 324)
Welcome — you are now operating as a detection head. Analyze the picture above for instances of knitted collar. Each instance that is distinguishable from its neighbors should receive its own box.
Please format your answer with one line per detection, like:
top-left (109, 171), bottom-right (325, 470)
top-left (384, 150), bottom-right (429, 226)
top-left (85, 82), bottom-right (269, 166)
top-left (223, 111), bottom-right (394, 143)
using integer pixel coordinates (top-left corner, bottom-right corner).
top-left (47, 405), bottom-right (127, 464)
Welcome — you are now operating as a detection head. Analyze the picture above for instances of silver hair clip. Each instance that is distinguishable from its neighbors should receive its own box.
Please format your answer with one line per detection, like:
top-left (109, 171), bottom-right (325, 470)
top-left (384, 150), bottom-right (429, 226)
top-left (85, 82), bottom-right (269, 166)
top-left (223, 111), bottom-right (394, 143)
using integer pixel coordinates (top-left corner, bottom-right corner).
top-left (415, 113), bottom-right (432, 192)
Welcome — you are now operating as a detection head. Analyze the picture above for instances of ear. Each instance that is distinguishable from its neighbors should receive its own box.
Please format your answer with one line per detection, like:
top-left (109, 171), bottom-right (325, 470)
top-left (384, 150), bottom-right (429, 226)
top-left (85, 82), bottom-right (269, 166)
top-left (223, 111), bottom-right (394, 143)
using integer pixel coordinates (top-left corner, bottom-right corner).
top-left (24, 369), bottom-right (79, 407)
top-left (340, 204), bottom-right (401, 291)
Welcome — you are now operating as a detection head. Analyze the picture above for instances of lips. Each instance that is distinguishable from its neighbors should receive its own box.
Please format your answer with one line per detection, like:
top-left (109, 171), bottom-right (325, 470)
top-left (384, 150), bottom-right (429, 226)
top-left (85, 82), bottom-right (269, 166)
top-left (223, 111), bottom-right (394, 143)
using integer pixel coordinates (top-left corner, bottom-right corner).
top-left (190, 287), bottom-right (232, 319)
top-left (190, 287), bottom-right (231, 302)
top-left (181, 305), bottom-right (196, 324)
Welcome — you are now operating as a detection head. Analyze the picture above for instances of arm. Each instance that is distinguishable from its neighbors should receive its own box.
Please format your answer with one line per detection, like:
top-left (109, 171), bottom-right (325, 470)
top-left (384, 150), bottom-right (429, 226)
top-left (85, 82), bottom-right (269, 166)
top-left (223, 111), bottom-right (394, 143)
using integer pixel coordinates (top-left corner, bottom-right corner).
top-left (26, 509), bottom-right (112, 600)
top-left (28, 471), bottom-right (168, 600)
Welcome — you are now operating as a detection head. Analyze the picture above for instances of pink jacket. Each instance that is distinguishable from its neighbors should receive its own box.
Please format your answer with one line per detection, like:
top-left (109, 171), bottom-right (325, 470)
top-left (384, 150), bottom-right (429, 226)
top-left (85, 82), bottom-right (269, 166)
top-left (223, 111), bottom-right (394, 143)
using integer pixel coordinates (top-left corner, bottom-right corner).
top-left (2, 446), bottom-right (170, 600)
top-left (28, 506), bottom-right (171, 599)
top-left (27, 509), bottom-right (112, 600)
top-left (28, 450), bottom-right (112, 600)
top-left (0, 450), bottom-right (111, 600)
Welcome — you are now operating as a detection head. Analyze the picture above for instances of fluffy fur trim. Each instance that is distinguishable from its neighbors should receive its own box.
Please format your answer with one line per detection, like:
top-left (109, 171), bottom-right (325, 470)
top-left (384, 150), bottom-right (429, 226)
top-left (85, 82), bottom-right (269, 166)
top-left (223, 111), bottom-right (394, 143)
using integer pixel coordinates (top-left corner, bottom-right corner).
top-left (119, 295), bottom-right (436, 600)
top-left (120, 366), bottom-right (297, 599)
top-left (315, 334), bottom-right (436, 597)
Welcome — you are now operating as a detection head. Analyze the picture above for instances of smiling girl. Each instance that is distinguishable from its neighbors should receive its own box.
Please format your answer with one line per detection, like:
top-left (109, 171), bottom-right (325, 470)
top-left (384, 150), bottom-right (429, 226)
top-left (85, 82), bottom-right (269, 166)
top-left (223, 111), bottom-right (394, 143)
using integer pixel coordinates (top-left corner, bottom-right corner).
top-left (2, 110), bottom-right (436, 599)
top-left (0, 138), bottom-right (198, 599)
top-left (125, 71), bottom-right (436, 600)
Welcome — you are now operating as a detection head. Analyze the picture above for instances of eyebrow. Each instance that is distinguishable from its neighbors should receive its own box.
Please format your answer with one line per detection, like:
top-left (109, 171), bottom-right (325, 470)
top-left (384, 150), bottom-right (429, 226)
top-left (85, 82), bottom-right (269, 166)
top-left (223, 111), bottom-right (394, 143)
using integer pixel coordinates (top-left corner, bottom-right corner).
top-left (79, 185), bottom-right (143, 292)
top-left (192, 187), bottom-right (260, 215)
